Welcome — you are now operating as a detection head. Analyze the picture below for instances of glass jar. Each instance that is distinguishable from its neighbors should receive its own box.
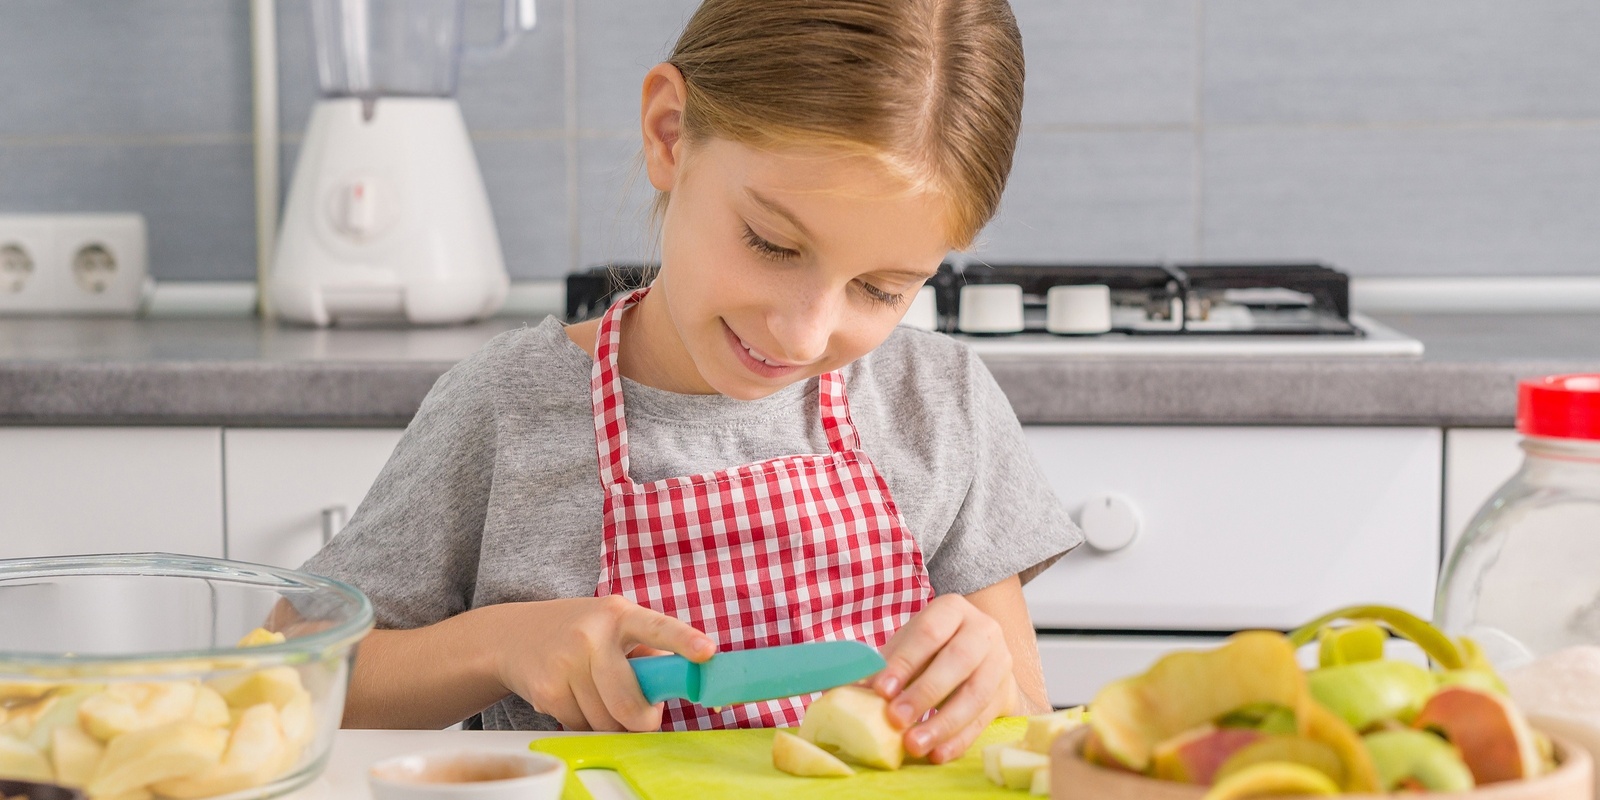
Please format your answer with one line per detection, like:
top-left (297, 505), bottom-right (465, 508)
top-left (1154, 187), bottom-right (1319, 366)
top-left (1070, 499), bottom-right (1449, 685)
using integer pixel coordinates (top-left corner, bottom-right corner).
top-left (1436, 373), bottom-right (1600, 782)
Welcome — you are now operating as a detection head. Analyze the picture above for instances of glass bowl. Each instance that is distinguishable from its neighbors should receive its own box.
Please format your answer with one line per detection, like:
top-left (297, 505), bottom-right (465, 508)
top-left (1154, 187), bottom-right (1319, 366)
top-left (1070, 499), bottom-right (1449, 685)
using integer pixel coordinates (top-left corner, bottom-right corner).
top-left (0, 553), bottom-right (373, 800)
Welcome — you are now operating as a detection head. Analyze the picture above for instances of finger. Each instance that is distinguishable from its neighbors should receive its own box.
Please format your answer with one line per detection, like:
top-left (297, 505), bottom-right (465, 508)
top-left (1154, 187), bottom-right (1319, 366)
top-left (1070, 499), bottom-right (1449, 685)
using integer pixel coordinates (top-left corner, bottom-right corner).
top-left (903, 655), bottom-right (1006, 758)
top-left (873, 597), bottom-right (965, 700)
top-left (533, 687), bottom-right (591, 732)
top-left (596, 651), bottom-right (666, 732)
top-left (888, 622), bottom-right (994, 729)
top-left (619, 607), bottom-right (716, 662)
top-left (571, 673), bottom-right (626, 733)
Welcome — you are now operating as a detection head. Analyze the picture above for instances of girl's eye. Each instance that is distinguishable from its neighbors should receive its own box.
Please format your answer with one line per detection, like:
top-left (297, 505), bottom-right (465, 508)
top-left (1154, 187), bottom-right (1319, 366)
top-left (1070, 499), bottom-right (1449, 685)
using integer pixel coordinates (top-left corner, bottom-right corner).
top-left (856, 280), bottom-right (905, 308)
top-left (741, 225), bottom-right (799, 260)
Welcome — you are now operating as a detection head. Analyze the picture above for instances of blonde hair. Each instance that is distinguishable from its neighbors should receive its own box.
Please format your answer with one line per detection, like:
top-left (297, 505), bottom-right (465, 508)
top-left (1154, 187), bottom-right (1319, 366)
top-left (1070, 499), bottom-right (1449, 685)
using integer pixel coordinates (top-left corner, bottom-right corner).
top-left (655, 0), bottom-right (1025, 250)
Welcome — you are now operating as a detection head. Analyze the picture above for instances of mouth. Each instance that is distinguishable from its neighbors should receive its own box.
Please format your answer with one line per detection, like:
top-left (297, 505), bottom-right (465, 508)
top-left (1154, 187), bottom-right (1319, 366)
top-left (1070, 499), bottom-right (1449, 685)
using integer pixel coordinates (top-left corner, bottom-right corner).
top-left (722, 321), bottom-right (803, 379)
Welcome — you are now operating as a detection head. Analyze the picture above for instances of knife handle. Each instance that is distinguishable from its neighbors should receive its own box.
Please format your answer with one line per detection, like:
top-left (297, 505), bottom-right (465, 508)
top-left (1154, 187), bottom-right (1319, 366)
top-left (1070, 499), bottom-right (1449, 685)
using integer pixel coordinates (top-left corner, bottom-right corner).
top-left (629, 655), bottom-right (700, 704)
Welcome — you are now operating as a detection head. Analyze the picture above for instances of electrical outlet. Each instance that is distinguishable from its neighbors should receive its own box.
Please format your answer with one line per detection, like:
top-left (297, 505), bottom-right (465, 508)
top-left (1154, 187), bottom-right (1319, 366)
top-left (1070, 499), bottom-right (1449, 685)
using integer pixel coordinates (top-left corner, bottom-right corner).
top-left (0, 214), bottom-right (149, 315)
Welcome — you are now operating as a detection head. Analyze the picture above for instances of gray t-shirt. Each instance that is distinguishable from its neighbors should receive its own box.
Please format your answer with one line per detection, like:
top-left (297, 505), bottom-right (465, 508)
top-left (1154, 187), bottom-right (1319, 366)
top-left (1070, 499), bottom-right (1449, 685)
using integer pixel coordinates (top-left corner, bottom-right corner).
top-left (302, 316), bottom-right (1081, 730)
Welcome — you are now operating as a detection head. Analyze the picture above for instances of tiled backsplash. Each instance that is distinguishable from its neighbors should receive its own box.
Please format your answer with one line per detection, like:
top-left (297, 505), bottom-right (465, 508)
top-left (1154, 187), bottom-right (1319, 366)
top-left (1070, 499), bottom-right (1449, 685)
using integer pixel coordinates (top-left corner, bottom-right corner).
top-left (2, 0), bottom-right (1599, 282)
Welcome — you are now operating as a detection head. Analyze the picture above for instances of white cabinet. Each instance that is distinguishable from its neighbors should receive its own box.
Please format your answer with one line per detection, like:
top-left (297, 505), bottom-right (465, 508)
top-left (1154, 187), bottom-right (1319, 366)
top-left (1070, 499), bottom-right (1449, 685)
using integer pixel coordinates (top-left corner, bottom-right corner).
top-left (223, 428), bottom-right (403, 570)
top-left (0, 427), bottom-right (223, 559)
top-left (1443, 428), bottom-right (1523, 555)
top-left (1021, 426), bottom-right (1442, 631)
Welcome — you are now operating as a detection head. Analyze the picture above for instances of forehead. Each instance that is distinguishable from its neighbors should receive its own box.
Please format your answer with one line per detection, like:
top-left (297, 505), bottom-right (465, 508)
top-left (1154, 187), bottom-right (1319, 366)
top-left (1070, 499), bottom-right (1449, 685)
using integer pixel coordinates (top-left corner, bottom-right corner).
top-left (698, 138), bottom-right (954, 249)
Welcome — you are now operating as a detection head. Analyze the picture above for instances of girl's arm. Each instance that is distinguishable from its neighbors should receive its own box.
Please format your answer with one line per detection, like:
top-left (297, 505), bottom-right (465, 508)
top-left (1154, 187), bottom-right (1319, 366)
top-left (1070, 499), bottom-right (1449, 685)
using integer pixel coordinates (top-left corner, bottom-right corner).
top-left (870, 575), bottom-right (1050, 763)
top-left (341, 598), bottom-right (715, 731)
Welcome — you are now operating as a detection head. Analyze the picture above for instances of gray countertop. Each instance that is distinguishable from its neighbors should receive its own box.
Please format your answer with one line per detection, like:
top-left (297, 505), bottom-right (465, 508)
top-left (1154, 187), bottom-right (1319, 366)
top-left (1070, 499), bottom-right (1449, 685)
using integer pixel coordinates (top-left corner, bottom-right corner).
top-left (0, 312), bottom-right (1596, 427)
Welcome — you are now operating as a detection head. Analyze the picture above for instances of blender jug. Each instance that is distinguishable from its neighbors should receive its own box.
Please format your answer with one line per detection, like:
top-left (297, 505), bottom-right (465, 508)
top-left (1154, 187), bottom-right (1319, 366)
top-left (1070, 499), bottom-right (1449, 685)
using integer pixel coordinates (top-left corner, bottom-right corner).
top-left (310, 0), bottom-right (535, 103)
top-left (271, 0), bottom-right (536, 327)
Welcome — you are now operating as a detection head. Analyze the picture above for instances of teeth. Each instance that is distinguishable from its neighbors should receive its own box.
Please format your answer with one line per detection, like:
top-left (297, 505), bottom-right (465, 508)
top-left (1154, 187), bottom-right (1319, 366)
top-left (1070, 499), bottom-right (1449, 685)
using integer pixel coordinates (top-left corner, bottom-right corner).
top-left (738, 337), bottom-right (774, 365)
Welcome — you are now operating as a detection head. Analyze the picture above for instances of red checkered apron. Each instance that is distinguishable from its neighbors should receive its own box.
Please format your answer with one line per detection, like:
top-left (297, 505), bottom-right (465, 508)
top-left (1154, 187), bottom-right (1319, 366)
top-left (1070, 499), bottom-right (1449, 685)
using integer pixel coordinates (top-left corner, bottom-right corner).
top-left (591, 288), bottom-right (934, 731)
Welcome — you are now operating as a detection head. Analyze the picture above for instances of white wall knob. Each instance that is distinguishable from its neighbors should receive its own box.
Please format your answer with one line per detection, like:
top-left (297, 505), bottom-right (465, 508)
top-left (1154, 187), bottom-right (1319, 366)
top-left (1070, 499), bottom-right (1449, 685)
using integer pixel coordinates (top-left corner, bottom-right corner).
top-left (902, 285), bottom-right (938, 330)
top-left (958, 284), bottom-right (1024, 333)
top-left (1079, 491), bottom-right (1142, 553)
top-left (1047, 284), bottom-right (1112, 334)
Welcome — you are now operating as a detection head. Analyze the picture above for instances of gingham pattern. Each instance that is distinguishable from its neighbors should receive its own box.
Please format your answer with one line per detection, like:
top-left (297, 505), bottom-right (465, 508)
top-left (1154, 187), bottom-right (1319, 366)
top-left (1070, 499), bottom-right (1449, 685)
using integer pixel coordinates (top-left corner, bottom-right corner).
top-left (591, 288), bottom-right (934, 731)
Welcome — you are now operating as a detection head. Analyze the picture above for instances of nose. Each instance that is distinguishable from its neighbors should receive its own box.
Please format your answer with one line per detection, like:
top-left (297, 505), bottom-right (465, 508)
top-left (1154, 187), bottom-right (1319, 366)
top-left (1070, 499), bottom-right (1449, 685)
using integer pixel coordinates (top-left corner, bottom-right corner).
top-left (766, 283), bottom-right (842, 364)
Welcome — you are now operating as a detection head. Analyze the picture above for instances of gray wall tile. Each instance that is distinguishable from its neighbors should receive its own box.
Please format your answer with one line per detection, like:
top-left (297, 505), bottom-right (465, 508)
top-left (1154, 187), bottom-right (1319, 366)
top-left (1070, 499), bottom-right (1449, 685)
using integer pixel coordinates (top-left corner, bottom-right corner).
top-left (576, 135), bottom-right (656, 268)
top-left (574, 0), bottom-right (701, 134)
top-left (0, 1), bottom-right (252, 137)
top-left (477, 137), bottom-right (570, 279)
top-left (1202, 125), bottom-right (1600, 276)
top-left (1014, 0), bottom-right (1197, 128)
top-left (1205, 0), bottom-right (1600, 125)
top-left (972, 131), bottom-right (1197, 262)
top-left (0, 143), bottom-right (256, 281)
top-left (276, 0), bottom-right (567, 135)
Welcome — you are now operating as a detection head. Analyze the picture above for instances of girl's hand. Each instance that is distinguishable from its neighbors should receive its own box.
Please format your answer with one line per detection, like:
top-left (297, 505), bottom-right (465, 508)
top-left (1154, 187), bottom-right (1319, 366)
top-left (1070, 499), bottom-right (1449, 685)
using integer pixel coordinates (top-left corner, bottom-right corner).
top-left (870, 594), bottom-right (1019, 763)
top-left (495, 596), bottom-right (715, 732)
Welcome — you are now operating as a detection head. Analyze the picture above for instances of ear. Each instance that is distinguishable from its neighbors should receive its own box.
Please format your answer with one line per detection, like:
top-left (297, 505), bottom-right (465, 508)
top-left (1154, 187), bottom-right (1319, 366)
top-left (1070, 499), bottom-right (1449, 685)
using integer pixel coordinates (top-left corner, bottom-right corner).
top-left (640, 62), bottom-right (689, 192)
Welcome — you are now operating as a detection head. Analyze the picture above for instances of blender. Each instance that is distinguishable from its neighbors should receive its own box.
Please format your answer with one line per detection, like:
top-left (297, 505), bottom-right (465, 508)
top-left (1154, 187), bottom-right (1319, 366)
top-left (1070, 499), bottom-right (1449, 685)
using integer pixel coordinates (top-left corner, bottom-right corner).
top-left (271, 0), bottom-right (536, 326)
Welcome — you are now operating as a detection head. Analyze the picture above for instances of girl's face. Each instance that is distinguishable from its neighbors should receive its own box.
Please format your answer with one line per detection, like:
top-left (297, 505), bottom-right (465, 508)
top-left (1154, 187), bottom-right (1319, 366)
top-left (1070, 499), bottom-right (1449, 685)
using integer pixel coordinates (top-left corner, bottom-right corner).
top-left (650, 137), bottom-right (952, 400)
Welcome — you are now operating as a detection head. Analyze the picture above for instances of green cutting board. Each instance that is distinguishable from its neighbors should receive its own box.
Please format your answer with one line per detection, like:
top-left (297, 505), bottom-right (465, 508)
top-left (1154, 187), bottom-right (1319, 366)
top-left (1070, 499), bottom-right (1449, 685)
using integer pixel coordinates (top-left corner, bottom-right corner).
top-left (532, 717), bottom-right (1030, 799)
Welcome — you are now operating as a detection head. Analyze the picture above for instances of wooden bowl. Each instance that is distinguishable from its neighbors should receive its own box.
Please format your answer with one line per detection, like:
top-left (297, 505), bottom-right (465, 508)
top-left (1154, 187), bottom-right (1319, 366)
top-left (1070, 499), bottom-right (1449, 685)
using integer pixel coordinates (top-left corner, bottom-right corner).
top-left (1049, 726), bottom-right (1595, 800)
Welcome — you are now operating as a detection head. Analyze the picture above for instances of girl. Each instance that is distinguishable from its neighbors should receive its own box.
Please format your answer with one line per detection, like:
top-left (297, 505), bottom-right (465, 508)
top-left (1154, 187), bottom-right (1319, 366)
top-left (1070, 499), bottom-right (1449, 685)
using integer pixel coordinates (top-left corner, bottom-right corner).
top-left (303, 0), bottom-right (1082, 764)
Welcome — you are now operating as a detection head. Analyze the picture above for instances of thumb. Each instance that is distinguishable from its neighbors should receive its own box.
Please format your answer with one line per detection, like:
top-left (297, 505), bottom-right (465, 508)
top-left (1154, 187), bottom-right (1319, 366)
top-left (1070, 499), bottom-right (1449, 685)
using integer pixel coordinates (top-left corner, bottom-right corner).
top-left (621, 607), bottom-right (716, 663)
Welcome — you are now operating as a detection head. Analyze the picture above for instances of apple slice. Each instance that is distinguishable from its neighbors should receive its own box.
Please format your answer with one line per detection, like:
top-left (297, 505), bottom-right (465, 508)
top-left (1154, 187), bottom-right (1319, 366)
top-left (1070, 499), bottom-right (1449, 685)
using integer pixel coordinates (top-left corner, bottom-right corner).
top-left (998, 746), bottom-right (1049, 790)
top-left (87, 720), bottom-right (227, 798)
top-left (0, 733), bottom-right (54, 783)
top-left (1029, 764), bottom-right (1050, 796)
top-left (773, 730), bottom-right (854, 777)
top-left (152, 703), bottom-right (290, 798)
top-left (1150, 724), bottom-right (1265, 785)
top-left (78, 682), bottom-right (200, 742)
top-left (208, 666), bottom-right (305, 710)
top-left (797, 686), bottom-right (905, 771)
top-left (1205, 761), bottom-right (1340, 799)
top-left (50, 724), bottom-right (105, 788)
top-left (1214, 734), bottom-right (1344, 787)
top-left (1412, 684), bottom-right (1542, 784)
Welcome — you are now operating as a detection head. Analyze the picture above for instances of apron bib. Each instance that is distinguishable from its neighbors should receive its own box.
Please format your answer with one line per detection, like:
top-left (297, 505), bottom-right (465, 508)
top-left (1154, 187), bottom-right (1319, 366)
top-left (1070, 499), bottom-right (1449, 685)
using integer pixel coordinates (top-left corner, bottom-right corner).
top-left (591, 287), bottom-right (934, 730)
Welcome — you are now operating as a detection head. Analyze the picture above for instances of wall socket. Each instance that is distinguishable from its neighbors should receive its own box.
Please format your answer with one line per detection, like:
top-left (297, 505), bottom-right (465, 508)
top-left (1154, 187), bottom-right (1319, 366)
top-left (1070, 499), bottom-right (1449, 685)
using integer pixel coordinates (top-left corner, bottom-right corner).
top-left (0, 214), bottom-right (150, 315)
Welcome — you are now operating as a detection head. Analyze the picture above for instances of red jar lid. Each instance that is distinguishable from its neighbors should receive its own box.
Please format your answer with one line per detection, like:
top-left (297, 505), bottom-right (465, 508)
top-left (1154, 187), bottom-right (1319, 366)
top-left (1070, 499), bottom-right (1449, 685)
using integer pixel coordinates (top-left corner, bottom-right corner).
top-left (1518, 374), bottom-right (1600, 440)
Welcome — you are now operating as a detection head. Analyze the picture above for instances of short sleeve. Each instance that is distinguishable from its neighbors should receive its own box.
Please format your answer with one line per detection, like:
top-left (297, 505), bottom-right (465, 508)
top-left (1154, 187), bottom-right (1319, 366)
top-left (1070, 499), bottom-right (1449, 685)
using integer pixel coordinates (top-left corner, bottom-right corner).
top-left (924, 350), bottom-right (1083, 596)
top-left (298, 340), bottom-right (502, 630)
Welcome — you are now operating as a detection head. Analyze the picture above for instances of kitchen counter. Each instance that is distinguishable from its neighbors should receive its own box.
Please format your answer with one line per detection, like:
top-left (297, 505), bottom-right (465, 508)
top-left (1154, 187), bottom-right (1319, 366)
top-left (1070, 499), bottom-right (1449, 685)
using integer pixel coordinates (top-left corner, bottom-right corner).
top-left (0, 312), bottom-right (1596, 427)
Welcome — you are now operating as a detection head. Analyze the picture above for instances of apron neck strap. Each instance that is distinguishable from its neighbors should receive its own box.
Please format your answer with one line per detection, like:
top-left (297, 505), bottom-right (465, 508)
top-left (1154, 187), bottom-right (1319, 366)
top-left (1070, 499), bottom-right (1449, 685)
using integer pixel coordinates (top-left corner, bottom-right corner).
top-left (589, 286), bottom-right (864, 488)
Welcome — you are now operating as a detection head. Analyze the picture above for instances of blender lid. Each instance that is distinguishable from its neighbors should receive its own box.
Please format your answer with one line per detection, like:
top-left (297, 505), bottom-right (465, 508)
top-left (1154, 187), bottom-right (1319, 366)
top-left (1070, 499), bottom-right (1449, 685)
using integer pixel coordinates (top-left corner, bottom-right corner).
top-left (1517, 373), bottom-right (1600, 440)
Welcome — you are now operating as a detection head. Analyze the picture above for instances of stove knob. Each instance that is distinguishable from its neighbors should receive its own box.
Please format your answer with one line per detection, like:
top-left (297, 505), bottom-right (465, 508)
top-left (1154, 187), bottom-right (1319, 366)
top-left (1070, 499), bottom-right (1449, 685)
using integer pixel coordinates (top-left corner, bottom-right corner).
top-left (958, 284), bottom-right (1024, 334)
top-left (902, 285), bottom-right (938, 331)
top-left (1079, 491), bottom-right (1141, 553)
top-left (1047, 284), bottom-right (1112, 335)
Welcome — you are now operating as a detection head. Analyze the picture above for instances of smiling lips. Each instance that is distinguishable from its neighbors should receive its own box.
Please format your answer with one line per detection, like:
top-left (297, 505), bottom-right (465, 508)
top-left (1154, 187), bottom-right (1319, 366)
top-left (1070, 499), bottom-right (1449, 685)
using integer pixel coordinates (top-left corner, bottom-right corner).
top-left (723, 321), bottom-right (803, 378)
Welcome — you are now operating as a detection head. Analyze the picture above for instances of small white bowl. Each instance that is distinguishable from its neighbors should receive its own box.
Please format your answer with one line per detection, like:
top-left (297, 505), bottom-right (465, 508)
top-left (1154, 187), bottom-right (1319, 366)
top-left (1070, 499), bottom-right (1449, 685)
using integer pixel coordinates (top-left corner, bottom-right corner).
top-left (368, 749), bottom-right (566, 800)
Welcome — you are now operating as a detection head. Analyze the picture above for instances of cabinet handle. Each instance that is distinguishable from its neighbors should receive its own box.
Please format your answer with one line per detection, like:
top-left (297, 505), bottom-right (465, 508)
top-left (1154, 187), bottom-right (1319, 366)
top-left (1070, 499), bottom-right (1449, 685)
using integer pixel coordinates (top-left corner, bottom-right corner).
top-left (320, 505), bottom-right (348, 545)
top-left (1079, 491), bottom-right (1142, 553)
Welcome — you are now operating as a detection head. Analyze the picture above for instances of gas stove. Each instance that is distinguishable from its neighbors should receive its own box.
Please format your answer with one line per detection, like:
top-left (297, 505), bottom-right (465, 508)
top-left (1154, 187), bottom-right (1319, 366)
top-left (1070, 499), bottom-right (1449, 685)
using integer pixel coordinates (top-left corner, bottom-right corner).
top-left (564, 262), bottom-right (1423, 358)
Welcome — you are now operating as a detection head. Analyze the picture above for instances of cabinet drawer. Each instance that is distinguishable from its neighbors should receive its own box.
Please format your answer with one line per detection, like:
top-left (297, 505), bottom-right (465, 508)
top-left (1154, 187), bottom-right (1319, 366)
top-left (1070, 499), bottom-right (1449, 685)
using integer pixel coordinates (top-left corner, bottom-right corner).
top-left (1038, 633), bottom-right (1225, 707)
top-left (1022, 426), bottom-right (1441, 631)
top-left (224, 428), bottom-right (403, 569)
top-left (0, 427), bottom-right (223, 559)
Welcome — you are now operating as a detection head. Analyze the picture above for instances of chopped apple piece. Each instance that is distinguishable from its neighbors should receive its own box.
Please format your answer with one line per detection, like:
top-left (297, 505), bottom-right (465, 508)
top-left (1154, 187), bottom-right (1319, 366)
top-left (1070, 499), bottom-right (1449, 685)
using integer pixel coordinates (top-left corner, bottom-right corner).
top-left (50, 724), bottom-right (105, 788)
top-left (190, 686), bottom-right (230, 728)
top-left (0, 733), bottom-right (54, 783)
top-left (1022, 707), bottom-right (1088, 754)
top-left (208, 667), bottom-right (305, 710)
top-left (797, 686), bottom-right (905, 771)
top-left (997, 746), bottom-right (1049, 790)
top-left (278, 689), bottom-right (315, 751)
top-left (772, 730), bottom-right (854, 777)
top-left (87, 720), bottom-right (226, 798)
top-left (0, 681), bottom-right (55, 703)
top-left (1029, 764), bottom-right (1050, 796)
top-left (1214, 735), bottom-right (1344, 787)
top-left (152, 703), bottom-right (290, 798)
top-left (235, 628), bottom-right (286, 648)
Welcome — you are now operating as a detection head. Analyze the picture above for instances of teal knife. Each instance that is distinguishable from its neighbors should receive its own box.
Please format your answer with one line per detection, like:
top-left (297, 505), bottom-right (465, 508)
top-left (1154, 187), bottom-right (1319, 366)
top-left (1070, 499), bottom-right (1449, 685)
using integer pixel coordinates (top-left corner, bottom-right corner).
top-left (629, 640), bottom-right (885, 707)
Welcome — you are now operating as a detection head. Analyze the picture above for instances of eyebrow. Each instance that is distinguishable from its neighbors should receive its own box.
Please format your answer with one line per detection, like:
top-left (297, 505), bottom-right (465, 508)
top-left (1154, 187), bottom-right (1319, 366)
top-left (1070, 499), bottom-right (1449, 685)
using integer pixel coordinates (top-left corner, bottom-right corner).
top-left (744, 188), bottom-right (941, 281)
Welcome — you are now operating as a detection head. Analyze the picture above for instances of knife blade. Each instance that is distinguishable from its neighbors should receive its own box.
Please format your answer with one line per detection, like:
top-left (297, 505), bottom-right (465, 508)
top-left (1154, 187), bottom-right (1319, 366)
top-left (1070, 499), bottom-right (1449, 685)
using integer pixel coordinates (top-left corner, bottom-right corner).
top-left (629, 640), bottom-right (885, 707)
